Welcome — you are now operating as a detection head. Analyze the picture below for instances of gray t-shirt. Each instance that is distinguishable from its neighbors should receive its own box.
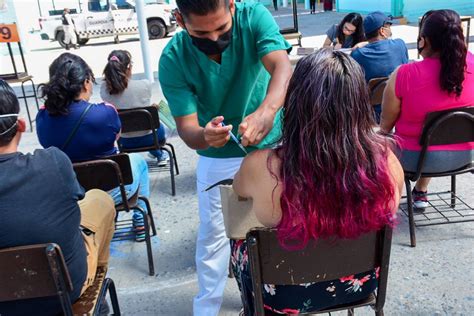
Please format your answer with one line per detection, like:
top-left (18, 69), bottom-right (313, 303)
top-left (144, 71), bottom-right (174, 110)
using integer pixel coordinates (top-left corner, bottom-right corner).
top-left (326, 24), bottom-right (354, 49)
top-left (100, 79), bottom-right (152, 137)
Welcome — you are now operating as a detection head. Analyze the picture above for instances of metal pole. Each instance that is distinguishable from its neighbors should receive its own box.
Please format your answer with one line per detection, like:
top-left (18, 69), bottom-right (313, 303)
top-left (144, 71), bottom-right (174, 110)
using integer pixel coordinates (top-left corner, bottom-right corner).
top-left (37, 0), bottom-right (43, 16)
top-left (135, 0), bottom-right (154, 83)
top-left (52, 0), bottom-right (56, 11)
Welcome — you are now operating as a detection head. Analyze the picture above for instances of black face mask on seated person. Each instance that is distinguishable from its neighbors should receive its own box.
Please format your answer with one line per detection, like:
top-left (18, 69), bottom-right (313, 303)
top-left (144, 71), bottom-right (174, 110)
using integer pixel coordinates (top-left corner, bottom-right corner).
top-left (189, 26), bottom-right (233, 55)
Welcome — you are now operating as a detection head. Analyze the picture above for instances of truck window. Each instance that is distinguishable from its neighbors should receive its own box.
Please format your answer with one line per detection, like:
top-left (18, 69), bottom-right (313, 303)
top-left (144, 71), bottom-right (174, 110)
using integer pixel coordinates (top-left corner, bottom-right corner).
top-left (111, 0), bottom-right (133, 9)
top-left (88, 0), bottom-right (109, 12)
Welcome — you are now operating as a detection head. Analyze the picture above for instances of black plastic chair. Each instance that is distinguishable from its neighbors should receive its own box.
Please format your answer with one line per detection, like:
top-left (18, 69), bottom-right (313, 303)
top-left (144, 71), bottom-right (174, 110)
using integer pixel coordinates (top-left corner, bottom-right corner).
top-left (247, 226), bottom-right (393, 315)
top-left (118, 106), bottom-right (179, 196)
top-left (0, 243), bottom-right (120, 315)
top-left (368, 77), bottom-right (388, 107)
top-left (73, 153), bottom-right (157, 275)
top-left (402, 107), bottom-right (474, 247)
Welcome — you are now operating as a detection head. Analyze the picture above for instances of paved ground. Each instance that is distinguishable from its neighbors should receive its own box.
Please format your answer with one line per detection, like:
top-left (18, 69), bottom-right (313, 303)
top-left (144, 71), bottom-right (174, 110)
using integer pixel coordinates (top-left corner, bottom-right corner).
top-left (6, 4), bottom-right (474, 316)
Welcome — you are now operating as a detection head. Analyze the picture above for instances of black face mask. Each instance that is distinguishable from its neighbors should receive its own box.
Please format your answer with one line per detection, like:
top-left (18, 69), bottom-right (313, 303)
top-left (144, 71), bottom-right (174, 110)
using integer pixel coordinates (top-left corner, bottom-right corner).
top-left (189, 25), bottom-right (233, 55)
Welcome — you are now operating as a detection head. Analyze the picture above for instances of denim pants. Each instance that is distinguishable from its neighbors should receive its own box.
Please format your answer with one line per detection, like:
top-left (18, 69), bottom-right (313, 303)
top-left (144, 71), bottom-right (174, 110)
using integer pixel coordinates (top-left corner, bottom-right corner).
top-left (119, 125), bottom-right (166, 159)
top-left (109, 153), bottom-right (150, 220)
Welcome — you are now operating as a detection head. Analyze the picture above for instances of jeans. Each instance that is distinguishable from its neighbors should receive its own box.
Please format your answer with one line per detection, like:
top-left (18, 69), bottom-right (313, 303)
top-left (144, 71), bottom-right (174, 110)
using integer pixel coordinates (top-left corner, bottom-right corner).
top-left (109, 153), bottom-right (150, 220)
top-left (119, 125), bottom-right (166, 160)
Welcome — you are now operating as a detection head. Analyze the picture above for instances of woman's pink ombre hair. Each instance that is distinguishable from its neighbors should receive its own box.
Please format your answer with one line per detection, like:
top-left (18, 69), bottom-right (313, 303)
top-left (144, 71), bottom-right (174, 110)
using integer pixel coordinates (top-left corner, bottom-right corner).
top-left (272, 49), bottom-right (396, 250)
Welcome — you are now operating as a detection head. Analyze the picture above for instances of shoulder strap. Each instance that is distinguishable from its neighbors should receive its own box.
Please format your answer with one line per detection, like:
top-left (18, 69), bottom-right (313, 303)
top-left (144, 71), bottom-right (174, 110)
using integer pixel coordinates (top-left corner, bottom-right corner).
top-left (61, 103), bottom-right (93, 151)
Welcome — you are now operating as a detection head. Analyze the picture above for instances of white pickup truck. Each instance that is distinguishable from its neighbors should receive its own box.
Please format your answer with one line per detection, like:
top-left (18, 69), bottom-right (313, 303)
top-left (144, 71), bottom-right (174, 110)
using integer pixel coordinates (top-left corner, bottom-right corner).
top-left (39, 0), bottom-right (177, 47)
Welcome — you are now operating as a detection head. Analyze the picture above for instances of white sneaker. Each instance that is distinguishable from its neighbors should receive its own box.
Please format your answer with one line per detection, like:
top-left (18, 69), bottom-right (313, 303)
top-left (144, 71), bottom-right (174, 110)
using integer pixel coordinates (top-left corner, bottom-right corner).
top-left (412, 189), bottom-right (429, 210)
top-left (149, 151), bottom-right (170, 167)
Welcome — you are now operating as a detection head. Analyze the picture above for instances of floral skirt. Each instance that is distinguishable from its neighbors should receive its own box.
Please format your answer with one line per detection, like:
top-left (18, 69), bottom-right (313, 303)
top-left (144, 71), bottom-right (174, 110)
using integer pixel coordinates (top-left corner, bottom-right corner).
top-left (230, 239), bottom-right (379, 315)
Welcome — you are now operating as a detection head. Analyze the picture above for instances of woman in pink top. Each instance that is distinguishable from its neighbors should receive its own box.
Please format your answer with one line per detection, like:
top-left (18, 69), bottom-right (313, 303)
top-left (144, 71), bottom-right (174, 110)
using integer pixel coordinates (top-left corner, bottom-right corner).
top-left (381, 9), bottom-right (474, 210)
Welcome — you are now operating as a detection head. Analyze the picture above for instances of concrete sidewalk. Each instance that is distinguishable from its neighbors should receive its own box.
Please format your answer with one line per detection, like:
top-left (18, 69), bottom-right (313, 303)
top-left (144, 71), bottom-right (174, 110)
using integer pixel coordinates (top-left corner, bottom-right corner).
top-left (10, 6), bottom-right (474, 316)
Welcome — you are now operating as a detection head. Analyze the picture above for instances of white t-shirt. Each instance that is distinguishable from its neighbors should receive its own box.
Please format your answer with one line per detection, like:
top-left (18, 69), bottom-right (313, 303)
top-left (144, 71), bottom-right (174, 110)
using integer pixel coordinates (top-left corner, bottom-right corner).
top-left (100, 79), bottom-right (152, 137)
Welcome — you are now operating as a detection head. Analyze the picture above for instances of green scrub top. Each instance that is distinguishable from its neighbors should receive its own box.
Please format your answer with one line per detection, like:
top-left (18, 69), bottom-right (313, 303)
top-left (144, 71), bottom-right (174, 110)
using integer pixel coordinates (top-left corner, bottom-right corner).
top-left (159, 2), bottom-right (291, 158)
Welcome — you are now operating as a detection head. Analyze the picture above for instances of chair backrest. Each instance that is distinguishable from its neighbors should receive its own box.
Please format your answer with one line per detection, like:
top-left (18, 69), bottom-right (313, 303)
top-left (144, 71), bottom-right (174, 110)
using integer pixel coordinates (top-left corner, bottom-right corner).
top-left (73, 153), bottom-right (133, 191)
top-left (118, 106), bottom-right (160, 134)
top-left (368, 77), bottom-right (388, 106)
top-left (247, 225), bottom-right (392, 314)
top-left (412, 106), bottom-right (474, 178)
top-left (420, 106), bottom-right (474, 147)
top-left (0, 243), bottom-right (74, 314)
top-left (73, 154), bottom-right (133, 211)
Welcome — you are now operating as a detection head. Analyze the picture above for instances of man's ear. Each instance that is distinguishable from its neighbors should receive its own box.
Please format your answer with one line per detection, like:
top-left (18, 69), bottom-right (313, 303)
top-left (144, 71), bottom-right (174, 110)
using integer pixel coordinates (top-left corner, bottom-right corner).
top-left (17, 118), bottom-right (26, 133)
top-left (378, 27), bottom-right (384, 38)
top-left (229, 0), bottom-right (235, 15)
top-left (175, 10), bottom-right (185, 29)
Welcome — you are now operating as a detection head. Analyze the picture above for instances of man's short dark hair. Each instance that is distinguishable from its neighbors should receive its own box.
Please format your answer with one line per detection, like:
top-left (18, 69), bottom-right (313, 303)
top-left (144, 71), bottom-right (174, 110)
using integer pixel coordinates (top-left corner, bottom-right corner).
top-left (365, 28), bottom-right (380, 40)
top-left (177, 0), bottom-right (229, 19)
top-left (366, 22), bottom-right (391, 40)
top-left (0, 80), bottom-right (20, 146)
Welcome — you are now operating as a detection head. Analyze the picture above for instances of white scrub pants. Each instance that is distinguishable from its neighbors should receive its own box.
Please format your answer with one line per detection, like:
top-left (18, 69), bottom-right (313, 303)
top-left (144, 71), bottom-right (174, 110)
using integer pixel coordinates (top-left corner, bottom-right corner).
top-left (193, 156), bottom-right (244, 316)
top-left (63, 25), bottom-right (77, 45)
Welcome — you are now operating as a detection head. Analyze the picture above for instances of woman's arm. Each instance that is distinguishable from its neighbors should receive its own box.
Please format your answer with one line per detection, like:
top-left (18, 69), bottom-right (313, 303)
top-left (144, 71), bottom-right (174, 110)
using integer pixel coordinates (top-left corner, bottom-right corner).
top-left (380, 68), bottom-right (402, 134)
top-left (322, 36), bottom-right (333, 48)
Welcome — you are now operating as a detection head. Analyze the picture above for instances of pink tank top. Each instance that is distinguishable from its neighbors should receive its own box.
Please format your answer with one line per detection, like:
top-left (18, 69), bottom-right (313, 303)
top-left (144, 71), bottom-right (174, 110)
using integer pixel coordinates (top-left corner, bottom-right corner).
top-left (394, 52), bottom-right (474, 151)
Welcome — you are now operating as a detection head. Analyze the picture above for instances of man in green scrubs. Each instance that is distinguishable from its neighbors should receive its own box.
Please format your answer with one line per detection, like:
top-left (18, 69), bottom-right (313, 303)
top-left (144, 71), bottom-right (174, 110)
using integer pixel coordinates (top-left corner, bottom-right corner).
top-left (159, 1), bottom-right (292, 314)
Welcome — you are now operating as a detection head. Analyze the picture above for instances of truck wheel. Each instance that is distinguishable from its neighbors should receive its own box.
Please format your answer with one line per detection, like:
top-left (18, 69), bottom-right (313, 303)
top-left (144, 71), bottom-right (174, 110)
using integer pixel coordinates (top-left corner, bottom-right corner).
top-left (148, 20), bottom-right (166, 39)
top-left (78, 38), bottom-right (89, 46)
top-left (55, 30), bottom-right (67, 48)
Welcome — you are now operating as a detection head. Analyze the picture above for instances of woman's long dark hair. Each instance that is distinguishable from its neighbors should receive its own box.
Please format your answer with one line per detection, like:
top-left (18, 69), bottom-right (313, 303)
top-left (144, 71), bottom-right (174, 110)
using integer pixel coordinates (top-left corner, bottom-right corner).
top-left (103, 50), bottom-right (132, 95)
top-left (39, 53), bottom-right (95, 116)
top-left (337, 12), bottom-right (364, 47)
top-left (420, 10), bottom-right (467, 97)
top-left (273, 49), bottom-right (395, 250)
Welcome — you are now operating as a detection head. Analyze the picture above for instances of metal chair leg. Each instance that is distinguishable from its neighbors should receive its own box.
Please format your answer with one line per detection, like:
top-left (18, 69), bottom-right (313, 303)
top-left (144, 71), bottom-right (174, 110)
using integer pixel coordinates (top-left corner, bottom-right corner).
top-left (136, 206), bottom-right (155, 276)
top-left (348, 307), bottom-right (355, 316)
top-left (405, 179), bottom-right (417, 247)
top-left (20, 81), bottom-right (33, 131)
top-left (107, 278), bottom-right (121, 315)
top-left (375, 309), bottom-right (384, 316)
top-left (166, 142), bottom-right (180, 175)
top-left (28, 78), bottom-right (39, 110)
top-left (450, 175), bottom-right (456, 208)
top-left (162, 147), bottom-right (176, 196)
top-left (138, 196), bottom-right (157, 236)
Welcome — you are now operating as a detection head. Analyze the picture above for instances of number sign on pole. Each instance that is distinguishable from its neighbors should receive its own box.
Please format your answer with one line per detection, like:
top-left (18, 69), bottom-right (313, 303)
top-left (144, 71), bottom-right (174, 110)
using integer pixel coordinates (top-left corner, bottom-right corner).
top-left (0, 24), bottom-right (20, 43)
top-left (0, 23), bottom-right (29, 80)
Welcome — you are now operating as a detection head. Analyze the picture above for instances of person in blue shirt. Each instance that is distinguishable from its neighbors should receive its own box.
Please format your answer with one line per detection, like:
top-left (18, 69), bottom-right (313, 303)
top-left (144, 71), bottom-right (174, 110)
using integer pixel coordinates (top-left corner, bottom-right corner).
top-left (37, 53), bottom-right (151, 242)
top-left (351, 11), bottom-right (408, 121)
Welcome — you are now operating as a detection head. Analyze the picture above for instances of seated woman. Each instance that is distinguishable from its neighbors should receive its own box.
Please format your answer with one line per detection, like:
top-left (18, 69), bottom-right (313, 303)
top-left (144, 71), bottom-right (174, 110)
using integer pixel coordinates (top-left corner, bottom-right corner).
top-left (100, 50), bottom-right (169, 166)
top-left (36, 53), bottom-right (151, 242)
top-left (231, 49), bottom-right (404, 315)
top-left (322, 12), bottom-right (366, 50)
top-left (381, 9), bottom-right (474, 210)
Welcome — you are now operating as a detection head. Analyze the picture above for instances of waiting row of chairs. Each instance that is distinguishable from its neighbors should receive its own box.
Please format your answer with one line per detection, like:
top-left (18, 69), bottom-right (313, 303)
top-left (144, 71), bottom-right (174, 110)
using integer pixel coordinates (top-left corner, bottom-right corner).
top-left (0, 107), bottom-right (471, 315)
